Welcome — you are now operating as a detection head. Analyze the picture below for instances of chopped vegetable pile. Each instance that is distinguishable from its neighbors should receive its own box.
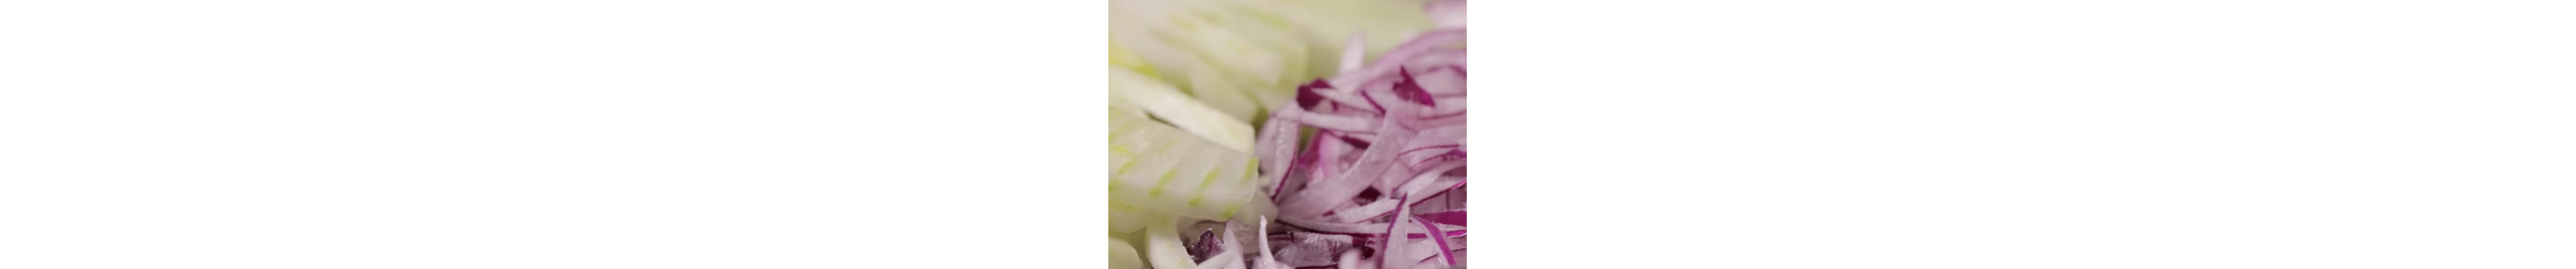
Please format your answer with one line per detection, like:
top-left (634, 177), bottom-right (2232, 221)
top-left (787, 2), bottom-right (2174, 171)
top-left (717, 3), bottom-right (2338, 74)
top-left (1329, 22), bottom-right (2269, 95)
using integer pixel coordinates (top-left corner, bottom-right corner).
top-left (1111, 1), bottom-right (1462, 269)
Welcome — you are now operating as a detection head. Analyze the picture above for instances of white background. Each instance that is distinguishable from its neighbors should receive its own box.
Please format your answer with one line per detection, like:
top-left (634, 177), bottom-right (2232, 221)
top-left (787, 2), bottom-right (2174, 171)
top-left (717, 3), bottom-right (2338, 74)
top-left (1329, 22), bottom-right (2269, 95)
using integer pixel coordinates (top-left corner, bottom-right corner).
top-left (5, 0), bottom-right (2573, 268)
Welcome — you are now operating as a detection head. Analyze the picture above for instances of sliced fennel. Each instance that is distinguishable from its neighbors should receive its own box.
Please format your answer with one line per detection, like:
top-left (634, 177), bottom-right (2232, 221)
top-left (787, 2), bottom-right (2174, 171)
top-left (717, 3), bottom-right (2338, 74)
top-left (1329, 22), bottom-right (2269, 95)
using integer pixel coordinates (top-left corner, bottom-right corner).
top-left (1109, 67), bottom-right (1254, 153)
top-left (1143, 217), bottom-right (1196, 269)
top-left (1108, 105), bottom-right (1274, 223)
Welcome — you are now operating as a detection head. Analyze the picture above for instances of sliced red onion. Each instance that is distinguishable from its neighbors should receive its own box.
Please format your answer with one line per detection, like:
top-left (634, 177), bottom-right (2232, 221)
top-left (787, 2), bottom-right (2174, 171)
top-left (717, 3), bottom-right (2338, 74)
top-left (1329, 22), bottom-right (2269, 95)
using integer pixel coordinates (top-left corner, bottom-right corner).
top-left (1407, 178), bottom-right (1465, 210)
top-left (1257, 116), bottom-right (1300, 193)
top-left (1278, 107), bottom-right (1380, 133)
top-left (1258, 20), bottom-right (1466, 269)
top-left (1389, 239), bottom-right (1442, 269)
top-left (1361, 85), bottom-right (1425, 117)
top-left (1314, 133), bottom-right (1350, 171)
top-left (1223, 221), bottom-right (1259, 269)
top-left (1275, 139), bottom-right (1318, 202)
top-left (1409, 257), bottom-right (1445, 269)
top-left (1403, 50), bottom-right (1467, 73)
top-left (1328, 198), bottom-right (1402, 223)
top-left (1356, 88), bottom-right (1389, 112)
top-left (1305, 82), bottom-right (1378, 112)
top-left (1255, 217), bottom-right (1288, 269)
top-left (1376, 196), bottom-right (1410, 269)
top-left (1413, 215), bottom-right (1456, 267)
top-left (1407, 187), bottom-right (1463, 214)
top-left (1420, 74), bottom-right (1466, 99)
top-left (1389, 69), bottom-right (1434, 107)
top-left (1397, 148), bottom-right (1460, 170)
top-left (1192, 230), bottom-right (1222, 263)
top-left (1404, 114), bottom-right (1463, 130)
top-left (1336, 131), bottom-right (1380, 143)
top-left (1340, 34), bottom-right (1368, 74)
top-left (1413, 210), bottom-right (1465, 226)
top-left (1396, 162), bottom-right (1465, 200)
top-left (1371, 158), bottom-right (1419, 196)
top-left (1279, 215), bottom-right (1463, 236)
top-left (1273, 232), bottom-right (1357, 267)
top-left (1279, 121), bottom-right (1411, 217)
top-left (1428, 97), bottom-right (1465, 116)
top-left (1404, 152), bottom-right (1462, 171)
top-left (1409, 126), bottom-right (1465, 150)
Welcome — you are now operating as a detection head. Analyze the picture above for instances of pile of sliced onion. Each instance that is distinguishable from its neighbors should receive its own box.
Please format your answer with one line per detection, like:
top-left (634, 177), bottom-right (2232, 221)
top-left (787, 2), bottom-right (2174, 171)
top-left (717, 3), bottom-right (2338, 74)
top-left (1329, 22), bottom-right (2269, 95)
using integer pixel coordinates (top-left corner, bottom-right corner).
top-left (1237, 3), bottom-right (1465, 268)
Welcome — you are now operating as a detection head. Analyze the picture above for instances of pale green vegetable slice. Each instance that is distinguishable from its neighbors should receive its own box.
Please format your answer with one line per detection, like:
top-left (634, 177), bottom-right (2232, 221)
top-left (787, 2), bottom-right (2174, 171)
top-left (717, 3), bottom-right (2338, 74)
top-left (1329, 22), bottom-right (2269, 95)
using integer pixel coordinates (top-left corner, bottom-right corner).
top-left (1142, 217), bottom-right (1195, 269)
top-left (1109, 67), bottom-right (1254, 153)
top-left (1107, 105), bottom-right (1274, 222)
top-left (1110, 236), bottom-right (1147, 269)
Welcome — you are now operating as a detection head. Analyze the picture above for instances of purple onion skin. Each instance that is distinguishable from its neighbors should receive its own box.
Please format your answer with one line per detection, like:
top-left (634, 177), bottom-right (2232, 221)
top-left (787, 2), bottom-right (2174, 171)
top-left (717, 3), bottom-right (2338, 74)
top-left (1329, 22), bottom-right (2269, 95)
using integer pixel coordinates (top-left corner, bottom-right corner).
top-left (1191, 230), bottom-right (1223, 263)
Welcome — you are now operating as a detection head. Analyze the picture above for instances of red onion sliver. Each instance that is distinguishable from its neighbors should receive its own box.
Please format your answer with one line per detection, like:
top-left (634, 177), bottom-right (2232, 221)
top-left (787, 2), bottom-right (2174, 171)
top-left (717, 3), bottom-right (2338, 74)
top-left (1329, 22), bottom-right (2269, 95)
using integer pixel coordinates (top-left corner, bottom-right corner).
top-left (1396, 144), bottom-right (1460, 157)
top-left (1404, 152), bottom-right (1461, 171)
top-left (1413, 215), bottom-right (1456, 267)
top-left (1340, 34), bottom-right (1368, 74)
top-left (1404, 115), bottom-right (1463, 130)
top-left (1409, 258), bottom-right (1444, 269)
top-left (1327, 198), bottom-right (1401, 223)
top-left (1391, 239), bottom-right (1442, 269)
top-left (1279, 215), bottom-right (1464, 237)
top-left (1428, 96), bottom-right (1465, 115)
top-left (1257, 115), bottom-right (1300, 174)
top-left (1309, 85), bottom-right (1378, 112)
top-left (1413, 210), bottom-right (1466, 227)
top-left (1417, 68), bottom-right (1466, 96)
top-left (1396, 146), bottom-right (1460, 168)
top-left (1279, 107), bottom-right (1380, 133)
top-left (1256, 217), bottom-right (1286, 269)
top-left (1411, 126), bottom-right (1465, 148)
top-left (1377, 195), bottom-right (1411, 269)
top-left (1397, 162), bottom-right (1466, 199)
top-left (1362, 86), bottom-right (1423, 117)
top-left (1338, 132), bottom-right (1380, 143)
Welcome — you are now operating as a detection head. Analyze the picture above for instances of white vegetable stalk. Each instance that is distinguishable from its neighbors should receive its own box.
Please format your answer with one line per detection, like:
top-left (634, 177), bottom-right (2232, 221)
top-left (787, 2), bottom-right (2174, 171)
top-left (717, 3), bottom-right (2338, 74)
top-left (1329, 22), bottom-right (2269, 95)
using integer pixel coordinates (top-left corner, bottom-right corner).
top-left (1146, 218), bottom-right (1199, 269)
top-left (1111, 67), bottom-right (1256, 153)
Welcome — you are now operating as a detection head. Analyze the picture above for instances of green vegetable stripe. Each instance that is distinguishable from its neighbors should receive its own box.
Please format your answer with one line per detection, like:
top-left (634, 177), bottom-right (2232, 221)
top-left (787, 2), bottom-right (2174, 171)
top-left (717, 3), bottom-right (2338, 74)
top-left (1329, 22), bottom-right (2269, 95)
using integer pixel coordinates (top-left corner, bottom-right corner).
top-left (1115, 140), bottom-right (1161, 178)
top-left (1188, 166), bottom-right (1219, 206)
top-left (1241, 158), bottom-right (1258, 183)
top-left (1244, 9), bottom-right (1294, 30)
top-left (1147, 167), bottom-right (1177, 197)
top-left (1218, 201), bottom-right (1241, 221)
top-left (1107, 117), bottom-right (1143, 142)
top-left (1112, 155), bottom-right (1139, 179)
